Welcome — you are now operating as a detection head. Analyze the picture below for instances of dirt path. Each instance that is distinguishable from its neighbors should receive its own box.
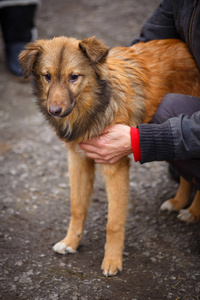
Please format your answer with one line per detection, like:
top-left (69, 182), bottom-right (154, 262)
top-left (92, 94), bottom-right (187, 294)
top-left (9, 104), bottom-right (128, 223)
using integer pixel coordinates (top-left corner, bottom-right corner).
top-left (0, 1), bottom-right (200, 299)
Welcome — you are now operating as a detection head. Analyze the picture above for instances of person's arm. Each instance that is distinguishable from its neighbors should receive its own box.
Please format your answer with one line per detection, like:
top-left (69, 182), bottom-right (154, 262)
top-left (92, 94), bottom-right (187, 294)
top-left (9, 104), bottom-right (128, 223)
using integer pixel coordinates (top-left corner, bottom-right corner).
top-left (137, 112), bottom-right (200, 163)
top-left (130, 0), bottom-right (180, 45)
top-left (80, 112), bottom-right (200, 164)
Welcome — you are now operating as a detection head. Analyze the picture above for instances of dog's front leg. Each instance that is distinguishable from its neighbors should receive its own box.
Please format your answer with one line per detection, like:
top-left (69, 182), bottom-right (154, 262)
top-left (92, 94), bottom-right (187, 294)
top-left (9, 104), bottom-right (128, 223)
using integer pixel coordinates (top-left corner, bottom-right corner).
top-left (53, 148), bottom-right (95, 254)
top-left (101, 157), bottom-right (130, 276)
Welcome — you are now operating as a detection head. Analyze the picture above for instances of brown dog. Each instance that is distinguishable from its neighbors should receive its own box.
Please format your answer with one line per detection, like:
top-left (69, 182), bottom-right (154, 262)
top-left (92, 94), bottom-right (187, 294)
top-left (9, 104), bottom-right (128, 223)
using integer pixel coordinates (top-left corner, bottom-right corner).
top-left (19, 36), bottom-right (200, 276)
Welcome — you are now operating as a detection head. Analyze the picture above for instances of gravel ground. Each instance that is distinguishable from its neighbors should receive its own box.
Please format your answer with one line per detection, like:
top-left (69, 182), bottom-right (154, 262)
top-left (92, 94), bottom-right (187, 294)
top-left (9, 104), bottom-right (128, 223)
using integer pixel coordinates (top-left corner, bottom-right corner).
top-left (0, 1), bottom-right (200, 299)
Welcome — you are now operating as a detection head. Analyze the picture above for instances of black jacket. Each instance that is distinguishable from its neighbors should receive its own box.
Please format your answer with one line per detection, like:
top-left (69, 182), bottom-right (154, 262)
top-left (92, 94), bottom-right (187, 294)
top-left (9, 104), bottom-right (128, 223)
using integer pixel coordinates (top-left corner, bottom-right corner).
top-left (131, 0), bottom-right (200, 69)
top-left (131, 0), bottom-right (200, 168)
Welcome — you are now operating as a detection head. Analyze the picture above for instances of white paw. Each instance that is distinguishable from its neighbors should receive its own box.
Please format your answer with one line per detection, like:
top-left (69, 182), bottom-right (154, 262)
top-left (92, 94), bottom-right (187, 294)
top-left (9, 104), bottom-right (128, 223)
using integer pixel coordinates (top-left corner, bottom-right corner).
top-left (102, 269), bottom-right (118, 277)
top-left (160, 200), bottom-right (174, 211)
top-left (178, 209), bottom-right (195, 223)
top-left (53, 242), bottom-right (77, 254)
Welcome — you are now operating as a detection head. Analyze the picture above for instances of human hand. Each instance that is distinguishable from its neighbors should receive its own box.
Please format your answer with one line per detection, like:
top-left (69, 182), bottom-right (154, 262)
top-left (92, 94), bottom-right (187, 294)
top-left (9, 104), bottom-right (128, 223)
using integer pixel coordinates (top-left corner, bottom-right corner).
top-left (79, 124), bottom-right (132, 164)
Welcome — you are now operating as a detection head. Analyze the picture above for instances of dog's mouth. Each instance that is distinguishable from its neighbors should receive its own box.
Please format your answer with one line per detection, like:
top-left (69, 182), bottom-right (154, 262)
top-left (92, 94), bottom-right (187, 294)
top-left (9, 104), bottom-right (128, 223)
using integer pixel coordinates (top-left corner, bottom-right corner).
top-left (48, 101), bottom-right (76, 119)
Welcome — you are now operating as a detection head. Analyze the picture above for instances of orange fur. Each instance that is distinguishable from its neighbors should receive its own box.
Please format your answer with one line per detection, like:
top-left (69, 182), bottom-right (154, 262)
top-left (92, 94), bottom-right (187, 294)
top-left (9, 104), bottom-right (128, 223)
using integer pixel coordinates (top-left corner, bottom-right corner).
top-left (19, 36), bottom-right (200, 276)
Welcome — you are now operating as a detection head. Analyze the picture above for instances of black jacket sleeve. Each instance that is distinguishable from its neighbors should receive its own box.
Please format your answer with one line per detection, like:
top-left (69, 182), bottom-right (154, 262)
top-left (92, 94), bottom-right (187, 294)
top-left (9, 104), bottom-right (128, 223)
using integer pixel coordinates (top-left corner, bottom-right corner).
top-left (138, 112), bottom-right (200, 163)
top-left (130, 0), bottom-right (180, 45)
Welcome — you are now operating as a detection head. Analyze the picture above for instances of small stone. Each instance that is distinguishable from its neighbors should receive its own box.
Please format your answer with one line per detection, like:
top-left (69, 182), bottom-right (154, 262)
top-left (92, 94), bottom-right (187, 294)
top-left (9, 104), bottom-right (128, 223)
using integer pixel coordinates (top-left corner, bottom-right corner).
top-left (15, 260), bottom-right (23, 266)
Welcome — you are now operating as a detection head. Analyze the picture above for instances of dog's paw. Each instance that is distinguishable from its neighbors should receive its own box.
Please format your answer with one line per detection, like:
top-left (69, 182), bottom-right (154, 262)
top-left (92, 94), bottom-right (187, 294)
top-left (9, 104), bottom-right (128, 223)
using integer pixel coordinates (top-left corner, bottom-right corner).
top-left (178, 209), bottom-right (196, 223)
top-left (160, 200), bottom-right (175, 211)
top-left (101, 257), bottom-right (122, 277)
top-left (53, 242), bottom-right (77, 254)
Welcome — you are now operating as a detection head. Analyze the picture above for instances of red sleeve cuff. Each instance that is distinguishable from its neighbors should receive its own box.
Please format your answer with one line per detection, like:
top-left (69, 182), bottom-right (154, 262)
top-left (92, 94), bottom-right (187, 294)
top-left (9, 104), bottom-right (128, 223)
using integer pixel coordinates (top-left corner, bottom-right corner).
top-left (130, 127), bottom-right (141, 162)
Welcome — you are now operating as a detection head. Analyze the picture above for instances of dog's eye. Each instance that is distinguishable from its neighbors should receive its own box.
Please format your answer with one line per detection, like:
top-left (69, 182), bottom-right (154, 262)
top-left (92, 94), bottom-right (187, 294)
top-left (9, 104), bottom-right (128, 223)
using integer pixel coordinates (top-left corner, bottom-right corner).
top-left (69, 74), bottom-right (79, 83)
top-left (43, 73), bottom-right (51, 82)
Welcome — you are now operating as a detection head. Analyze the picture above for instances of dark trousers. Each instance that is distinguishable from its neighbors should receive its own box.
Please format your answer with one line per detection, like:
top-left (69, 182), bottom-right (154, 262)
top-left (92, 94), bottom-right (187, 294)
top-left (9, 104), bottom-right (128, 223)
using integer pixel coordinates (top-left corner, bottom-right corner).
top-left (152, 93), bottom-right (200, 190)
top-left (0, 5), bottom-right (37, 43)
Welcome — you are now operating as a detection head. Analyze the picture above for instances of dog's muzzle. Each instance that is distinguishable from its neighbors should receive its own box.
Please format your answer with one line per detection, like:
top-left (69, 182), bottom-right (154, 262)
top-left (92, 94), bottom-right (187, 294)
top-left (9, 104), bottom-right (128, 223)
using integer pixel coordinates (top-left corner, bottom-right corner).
top-left (49, 105), bottom-right (62, 117)
top-left (48, 101), bottom-right (76, 118)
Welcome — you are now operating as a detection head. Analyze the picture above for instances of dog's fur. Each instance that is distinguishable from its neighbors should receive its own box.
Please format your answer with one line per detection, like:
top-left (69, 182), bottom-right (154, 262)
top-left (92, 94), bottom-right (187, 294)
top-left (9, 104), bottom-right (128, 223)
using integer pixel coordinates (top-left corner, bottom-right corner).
top-left (19, 36), bottom-right (200, 276)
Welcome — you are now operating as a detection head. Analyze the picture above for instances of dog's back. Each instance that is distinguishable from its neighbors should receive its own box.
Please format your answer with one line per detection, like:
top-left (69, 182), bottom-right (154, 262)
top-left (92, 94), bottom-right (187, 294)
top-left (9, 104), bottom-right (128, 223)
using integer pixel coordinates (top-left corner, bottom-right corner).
top-left (108, 39), bottom-right (200, 124)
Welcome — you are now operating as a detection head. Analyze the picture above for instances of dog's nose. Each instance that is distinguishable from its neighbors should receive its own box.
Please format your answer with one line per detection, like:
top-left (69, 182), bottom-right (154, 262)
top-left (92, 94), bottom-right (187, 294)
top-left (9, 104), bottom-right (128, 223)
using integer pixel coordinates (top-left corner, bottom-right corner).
top-left (49, 105), bottom-right (62, 116)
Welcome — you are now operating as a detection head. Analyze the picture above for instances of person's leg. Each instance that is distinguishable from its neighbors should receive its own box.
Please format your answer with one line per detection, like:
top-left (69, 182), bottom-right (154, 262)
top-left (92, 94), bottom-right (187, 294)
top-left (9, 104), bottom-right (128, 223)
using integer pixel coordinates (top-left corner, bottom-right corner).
top-left (152, 93), bottom-right (200, 190)
top-left (170, 160), bottom-right (200, 190)
top-left (0, 4), bottom-right (38, 76)
top-left (153, 93), bottom-right (200, 124)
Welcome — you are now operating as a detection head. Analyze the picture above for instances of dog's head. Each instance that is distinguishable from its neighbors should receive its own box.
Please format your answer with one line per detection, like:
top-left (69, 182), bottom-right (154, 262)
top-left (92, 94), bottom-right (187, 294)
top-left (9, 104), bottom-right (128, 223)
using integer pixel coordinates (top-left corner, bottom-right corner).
top-left (19, 36), bottom-right (109, 119)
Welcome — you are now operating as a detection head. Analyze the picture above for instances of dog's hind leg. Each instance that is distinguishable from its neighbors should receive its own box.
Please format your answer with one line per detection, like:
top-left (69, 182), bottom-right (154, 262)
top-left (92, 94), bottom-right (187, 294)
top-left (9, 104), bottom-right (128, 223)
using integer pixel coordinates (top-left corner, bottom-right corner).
top-left (160, 176), bottom-right (192, 212)
top-left (53, 149), bottom-right (95, 254)
top-left (178, 190), bottom-right (200, 223)
top-left (101, 157), bottom-right (130, 276)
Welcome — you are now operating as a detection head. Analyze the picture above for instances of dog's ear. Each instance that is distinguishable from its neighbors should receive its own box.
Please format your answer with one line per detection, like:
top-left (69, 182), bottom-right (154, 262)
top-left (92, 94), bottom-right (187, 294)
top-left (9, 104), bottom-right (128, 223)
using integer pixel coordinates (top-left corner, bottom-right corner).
top-left (79, 36), bottom-right (109, 63)
top-left (19, 41), bottom-right (43, 78)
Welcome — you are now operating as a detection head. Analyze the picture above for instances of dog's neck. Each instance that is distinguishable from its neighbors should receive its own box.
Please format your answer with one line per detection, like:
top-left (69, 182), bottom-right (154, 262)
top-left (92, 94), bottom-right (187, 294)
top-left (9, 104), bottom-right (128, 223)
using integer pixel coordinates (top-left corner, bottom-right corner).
top-left (43, 77), bottom-right (114, 144)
